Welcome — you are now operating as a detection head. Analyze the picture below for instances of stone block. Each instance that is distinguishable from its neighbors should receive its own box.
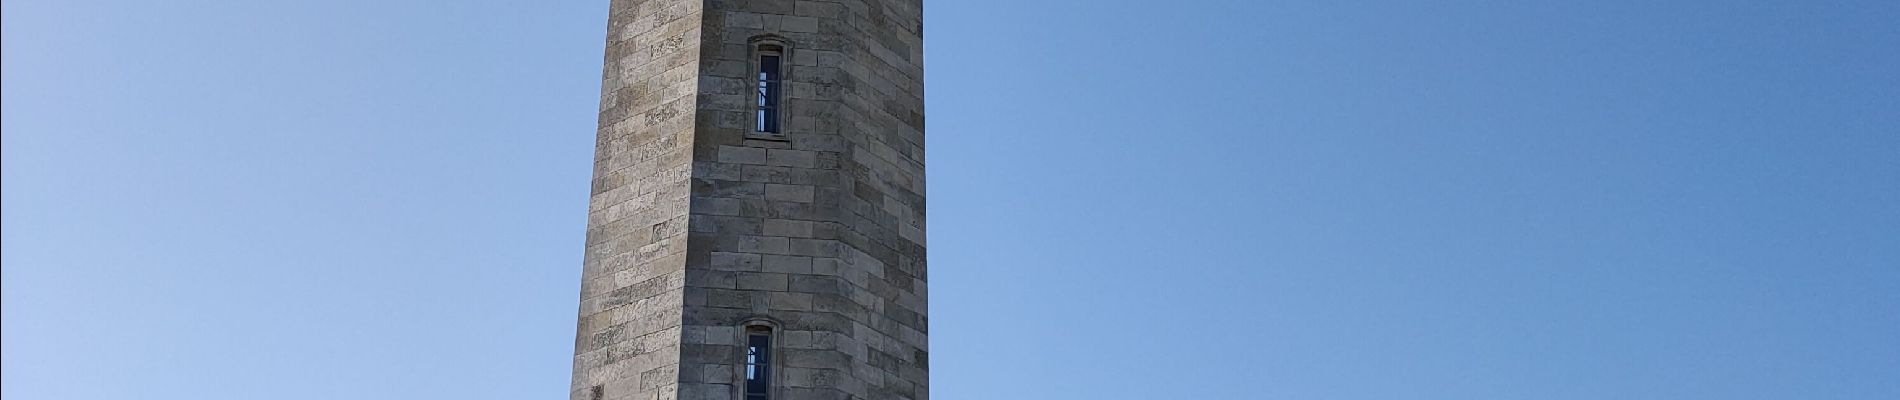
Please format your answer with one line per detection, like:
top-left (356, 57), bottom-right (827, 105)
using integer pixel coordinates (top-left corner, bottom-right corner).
top-left (717, 145), bottom-right (766, 165)
top-left (734, 272), bottom-right (789, 291)
top-left (762, 219), bottom-right (814, 237)
top-left (762, 254), bottom-right (815, 274)
top-left (766, 149), bottom-right (818, 168)
top-left (765, 184), bottom-right (816, 203)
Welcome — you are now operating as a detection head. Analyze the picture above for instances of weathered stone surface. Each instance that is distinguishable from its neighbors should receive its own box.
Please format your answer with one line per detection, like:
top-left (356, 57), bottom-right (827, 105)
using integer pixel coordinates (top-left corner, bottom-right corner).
top-left (577, 1), bottom-right (925, 399)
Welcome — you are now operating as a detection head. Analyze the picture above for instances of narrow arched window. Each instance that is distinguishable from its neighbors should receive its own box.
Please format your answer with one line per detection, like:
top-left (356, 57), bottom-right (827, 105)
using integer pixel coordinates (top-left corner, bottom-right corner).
top-left (743, 325), bottom-right (774, 400)
top-left (754, 44), bottom-right (784, 134)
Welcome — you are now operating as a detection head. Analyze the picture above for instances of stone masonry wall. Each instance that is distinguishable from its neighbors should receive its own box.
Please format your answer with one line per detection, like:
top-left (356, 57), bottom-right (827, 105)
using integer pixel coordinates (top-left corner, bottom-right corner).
top-left (574, 1), bottom-right (703, 399)
top-left (578, 1), bottom-right (924, 400)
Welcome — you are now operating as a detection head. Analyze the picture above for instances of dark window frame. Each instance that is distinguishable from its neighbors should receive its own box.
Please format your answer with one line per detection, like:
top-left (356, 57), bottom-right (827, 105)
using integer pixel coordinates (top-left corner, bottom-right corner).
top-left (756, 52), bottom-right (782, 134)
top-left (742, 324), bottom-right (776, 400)
top-left (745, 36), bottom-right (792, 140)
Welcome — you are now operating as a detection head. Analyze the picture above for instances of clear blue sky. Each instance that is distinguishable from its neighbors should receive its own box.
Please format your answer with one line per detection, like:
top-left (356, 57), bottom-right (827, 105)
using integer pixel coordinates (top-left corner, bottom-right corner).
top-left (4, 0), bottom-right (1897, 399)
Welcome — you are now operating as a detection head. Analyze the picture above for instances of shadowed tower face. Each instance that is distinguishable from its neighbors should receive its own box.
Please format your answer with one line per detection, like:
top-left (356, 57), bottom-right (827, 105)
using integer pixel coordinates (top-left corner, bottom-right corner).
top-left (572, 1), bottom-right (926, 400)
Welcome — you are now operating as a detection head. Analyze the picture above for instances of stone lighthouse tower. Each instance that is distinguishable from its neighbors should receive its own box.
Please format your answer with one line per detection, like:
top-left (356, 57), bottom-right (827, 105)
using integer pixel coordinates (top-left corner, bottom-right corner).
top-left (571, 1), bottom-right (927, 400)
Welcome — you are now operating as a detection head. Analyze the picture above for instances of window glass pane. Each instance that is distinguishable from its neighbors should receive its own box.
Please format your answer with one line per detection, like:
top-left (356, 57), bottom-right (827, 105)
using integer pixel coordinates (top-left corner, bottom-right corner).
top-left (746, 377), bottom-right (768, 393)
top-left (757, 53), bottom-right (782, 133)
top-left (760, 55), bottom-right (780, 80)
top-left (748, 334), bottom-right (770, 365)
top-left (745, 332), bottom-right (771, 396)
top-left (761, 109), bottom-right (777, 133)
top-left (745, 345), bottom-right (758, 378)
